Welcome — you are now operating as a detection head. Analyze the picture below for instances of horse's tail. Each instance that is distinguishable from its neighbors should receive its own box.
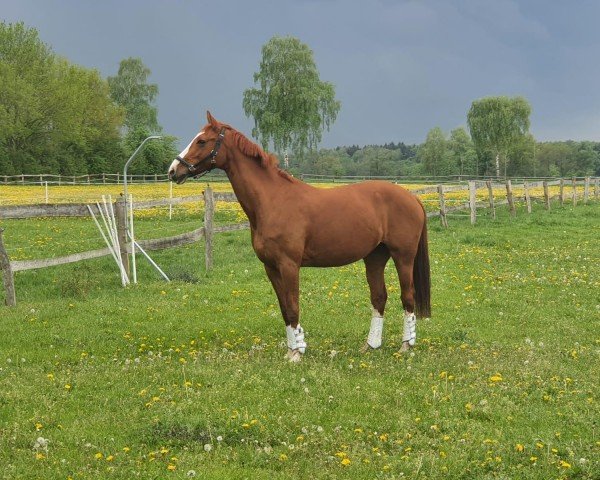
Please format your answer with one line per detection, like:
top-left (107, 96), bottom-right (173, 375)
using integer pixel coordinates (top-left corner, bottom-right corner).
top-left (413, 212), bottom-right (431, 319)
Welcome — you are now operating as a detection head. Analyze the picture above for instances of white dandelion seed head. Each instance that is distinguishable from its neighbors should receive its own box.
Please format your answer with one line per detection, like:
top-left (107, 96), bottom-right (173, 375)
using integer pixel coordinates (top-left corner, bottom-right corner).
top-left (186, 470), bottom-right (197, 477)
top-left (33, 437), bottom-right (49, 452)
top-left (203, 444), bottom-right (212, 452)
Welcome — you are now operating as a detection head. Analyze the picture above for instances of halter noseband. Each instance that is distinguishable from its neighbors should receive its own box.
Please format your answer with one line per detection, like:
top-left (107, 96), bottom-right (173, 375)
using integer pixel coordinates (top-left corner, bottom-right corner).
top-left (176, 127), bottom-right (226, 178)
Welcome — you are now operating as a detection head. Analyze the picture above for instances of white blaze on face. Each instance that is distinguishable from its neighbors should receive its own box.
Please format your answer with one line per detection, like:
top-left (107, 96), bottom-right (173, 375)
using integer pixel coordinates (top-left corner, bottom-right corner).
top-left (168, 130), bottom-right (204, 173)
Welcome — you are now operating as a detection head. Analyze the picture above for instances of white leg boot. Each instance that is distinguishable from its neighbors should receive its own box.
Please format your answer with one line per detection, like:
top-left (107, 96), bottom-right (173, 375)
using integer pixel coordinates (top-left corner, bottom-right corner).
top-left (286, 324), bottom-right (306, 362)
top-left (362, 309), bottom-right (384, 352)
top-left (401, 311), bottom-right (416, 351)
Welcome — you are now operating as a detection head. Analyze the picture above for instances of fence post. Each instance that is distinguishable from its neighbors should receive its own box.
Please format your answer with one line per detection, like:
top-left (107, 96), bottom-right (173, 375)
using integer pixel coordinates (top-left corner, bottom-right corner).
top-left (572, 177), bottom-right (577, 206)
top-left (0, 228), bottom-right (16, 306)
top-left (437, 184), bottom-right (448, 227)
top-left (583, 177), bottom-right (590, 204)
top-left (169, 181), bottom-right (173, 220)
top-left (559, 179), bottom-right (564, 206)
top-left (203, 187), bottom-right (214, 271)
top-left (595, 178), bottom-right (599, 200)
top-left (486, 180), bottom-right (496, 219)
top-left (543, 181), bottom-right (550, 210)
top-left (114, 198), bottom-right (130, 278)
top-left (506, 180), bottom-right (516, 217)
top-left (524, 181), bottom-right (532, 213)
top-left (468, 181), bottom-right (477, 224)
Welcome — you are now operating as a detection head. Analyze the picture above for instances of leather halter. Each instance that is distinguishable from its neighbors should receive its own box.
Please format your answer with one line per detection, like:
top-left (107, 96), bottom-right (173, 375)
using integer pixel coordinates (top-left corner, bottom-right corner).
top-left (176, 127), bottom-right (226, 177)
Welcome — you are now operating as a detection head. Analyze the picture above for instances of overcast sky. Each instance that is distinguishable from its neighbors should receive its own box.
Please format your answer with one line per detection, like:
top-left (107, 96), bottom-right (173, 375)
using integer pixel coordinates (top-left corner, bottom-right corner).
top-left (3, 0), bottom-right (600, 149)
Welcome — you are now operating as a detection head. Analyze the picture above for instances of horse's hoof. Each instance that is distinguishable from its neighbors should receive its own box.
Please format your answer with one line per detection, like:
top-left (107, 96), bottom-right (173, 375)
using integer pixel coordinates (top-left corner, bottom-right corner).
top-left (360, 342), bottom-right (374, 353)
top-left (400, 341), bottom-right (411, 352)
top-left (288, 349), bottom-right (302, 363)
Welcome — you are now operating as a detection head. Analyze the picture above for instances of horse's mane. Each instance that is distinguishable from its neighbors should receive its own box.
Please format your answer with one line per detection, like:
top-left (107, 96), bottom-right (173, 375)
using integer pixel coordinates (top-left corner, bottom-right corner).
top-left (216, 123), bottom-right (296, 183)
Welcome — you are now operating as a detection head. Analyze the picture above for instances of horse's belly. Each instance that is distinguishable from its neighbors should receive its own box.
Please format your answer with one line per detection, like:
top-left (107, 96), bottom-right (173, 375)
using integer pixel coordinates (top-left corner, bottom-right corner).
top-left (301, 229), bottom-right (381, 267)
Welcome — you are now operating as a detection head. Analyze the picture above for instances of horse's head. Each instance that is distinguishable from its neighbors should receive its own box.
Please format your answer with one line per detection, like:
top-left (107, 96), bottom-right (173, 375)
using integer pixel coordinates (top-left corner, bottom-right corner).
top-left (168, 111), bottom-right (229, 184)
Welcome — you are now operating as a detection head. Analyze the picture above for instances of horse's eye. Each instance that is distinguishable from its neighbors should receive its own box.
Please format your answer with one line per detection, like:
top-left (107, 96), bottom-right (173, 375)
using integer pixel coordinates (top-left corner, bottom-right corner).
top-left (197, 139), bottom-right (206, 145)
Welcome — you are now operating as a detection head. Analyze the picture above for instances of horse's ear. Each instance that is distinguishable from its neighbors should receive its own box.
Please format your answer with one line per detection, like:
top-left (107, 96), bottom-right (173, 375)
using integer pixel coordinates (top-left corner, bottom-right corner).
top-left (206, 111), bottom-right (219, 128)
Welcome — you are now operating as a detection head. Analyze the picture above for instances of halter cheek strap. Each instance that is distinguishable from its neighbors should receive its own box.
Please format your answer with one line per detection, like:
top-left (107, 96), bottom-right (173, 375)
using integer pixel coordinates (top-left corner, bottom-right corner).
top-left (176, 127), bottom-right (226, 177)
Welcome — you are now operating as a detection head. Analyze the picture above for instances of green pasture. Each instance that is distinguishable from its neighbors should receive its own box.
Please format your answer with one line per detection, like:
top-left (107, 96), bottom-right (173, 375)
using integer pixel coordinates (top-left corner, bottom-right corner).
top-left (0, 202), bottom-right (598, 479)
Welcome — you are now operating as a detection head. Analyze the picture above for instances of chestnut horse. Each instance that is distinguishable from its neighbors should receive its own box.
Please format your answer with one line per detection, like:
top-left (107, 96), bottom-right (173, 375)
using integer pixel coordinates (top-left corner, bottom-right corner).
top-left (169, 112), bottom-right (431, 362)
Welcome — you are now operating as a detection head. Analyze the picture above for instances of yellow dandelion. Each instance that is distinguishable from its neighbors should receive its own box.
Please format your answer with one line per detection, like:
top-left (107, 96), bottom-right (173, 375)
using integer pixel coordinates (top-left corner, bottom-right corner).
top-left (35, 453), bottom-right (45, 460)
top-left (106, 455), bottom-right (114, 462)
top-left (559, 460), bottom-right (571, 469)
top-left (489, 374), bottom-right (503, 383)
top-left (279, 453), bottom-right (288, 461)
top-left (64, 384), bottom-right (72, 390)
top-left (167, 464), bottom-right (176, 471)
top-left (123, 447), bottom-right (131, 453)
top-left (95, 452), bottom-right (103, 460)
top-left (341, 457), bottom-right (351, 466)
top-left (515, 443), bottom-right (524, 452)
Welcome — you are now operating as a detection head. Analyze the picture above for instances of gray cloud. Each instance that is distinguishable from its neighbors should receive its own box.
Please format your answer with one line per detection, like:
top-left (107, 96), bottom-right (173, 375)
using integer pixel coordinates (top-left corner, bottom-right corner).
top-left (2, 0), bottom-right (599, 148)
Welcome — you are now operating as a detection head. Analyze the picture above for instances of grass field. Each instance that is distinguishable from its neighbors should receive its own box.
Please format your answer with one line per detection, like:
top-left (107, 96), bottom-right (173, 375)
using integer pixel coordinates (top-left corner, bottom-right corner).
top-left (1, 200), bottom-right (599, 479)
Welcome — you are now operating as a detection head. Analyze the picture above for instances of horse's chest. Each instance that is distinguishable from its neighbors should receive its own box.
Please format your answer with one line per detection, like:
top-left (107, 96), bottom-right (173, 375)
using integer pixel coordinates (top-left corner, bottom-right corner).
top-left (251, 230), bottom-right (301, 265)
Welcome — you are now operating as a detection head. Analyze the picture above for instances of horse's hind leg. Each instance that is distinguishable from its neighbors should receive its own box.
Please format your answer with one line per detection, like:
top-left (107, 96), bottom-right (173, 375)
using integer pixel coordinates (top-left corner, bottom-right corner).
top-left (362, 244), bottom-right (390, 352)
top-left (390, 251), bottom-right (417, 351)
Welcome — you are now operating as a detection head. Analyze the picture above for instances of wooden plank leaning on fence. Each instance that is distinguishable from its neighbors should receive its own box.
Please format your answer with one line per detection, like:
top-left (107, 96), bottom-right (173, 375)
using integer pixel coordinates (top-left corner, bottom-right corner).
top-left (0, 228), bottom-right (16, 306)
top-left (114, 198), bottom-right (130, 277)
top-left (468, 181), bottom-right (477, 224)
top-left (437, 184), bottom-right (448, 227)
top-left (486, 180), bottom-right (496, 219)
top-left (506, 180), bottom-right (516, 217)
top-left (203, 187), bottom-right (215, 271)
top-left (524, 181), bottom-right (532, 213)
top-left (572, 177), bottom-right (577, 206)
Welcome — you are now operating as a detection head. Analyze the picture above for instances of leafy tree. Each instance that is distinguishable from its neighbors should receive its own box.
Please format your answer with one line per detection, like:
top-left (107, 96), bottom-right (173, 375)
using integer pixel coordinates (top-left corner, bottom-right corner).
top-left (418, 127), bottom-right (447, 176)
top-left (108, 58), bottom-right (159, 133)
top-left (242, 36), bottom-right (341, 157)
top-left (467, 96), bottom-right (531, 178)
top-left (108, 57), bottom-right (176, 174)
top-left (506, 133), bottom-right (535, 176)
top-left (448, 127), bottom-right (477, 177)
top-left (0, 22), bottom-right (123, 175)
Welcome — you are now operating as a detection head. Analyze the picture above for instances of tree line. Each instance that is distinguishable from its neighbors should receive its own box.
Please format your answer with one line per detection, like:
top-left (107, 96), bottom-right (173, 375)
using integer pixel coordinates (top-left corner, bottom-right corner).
top-left (286, 135), bottom-right (600, 179)
top-left (0, 22), bottom-right (176, 177)
top-left (1, 24), bottom-right (599, 179)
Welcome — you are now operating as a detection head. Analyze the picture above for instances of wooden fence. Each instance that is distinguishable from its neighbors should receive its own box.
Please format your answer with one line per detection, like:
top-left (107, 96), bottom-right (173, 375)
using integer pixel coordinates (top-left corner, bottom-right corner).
top-left (1, 177), bottom-right (598, 306)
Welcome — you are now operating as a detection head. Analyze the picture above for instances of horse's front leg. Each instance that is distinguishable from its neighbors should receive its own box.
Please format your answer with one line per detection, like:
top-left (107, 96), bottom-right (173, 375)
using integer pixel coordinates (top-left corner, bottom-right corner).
top-left (264, 262), bottom-right (305, 362)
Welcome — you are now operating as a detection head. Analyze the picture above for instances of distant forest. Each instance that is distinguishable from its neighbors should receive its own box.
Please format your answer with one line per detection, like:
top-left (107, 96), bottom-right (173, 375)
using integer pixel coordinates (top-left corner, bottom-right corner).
top-left (290, 137), bottom-right (600, 178)
top-left (1, 22), bottom-right (599, 179)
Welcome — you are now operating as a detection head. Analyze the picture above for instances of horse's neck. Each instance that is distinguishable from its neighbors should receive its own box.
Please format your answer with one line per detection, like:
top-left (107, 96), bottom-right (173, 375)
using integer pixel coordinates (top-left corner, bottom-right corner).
top-left (225, 154), bottom-right (287, 227)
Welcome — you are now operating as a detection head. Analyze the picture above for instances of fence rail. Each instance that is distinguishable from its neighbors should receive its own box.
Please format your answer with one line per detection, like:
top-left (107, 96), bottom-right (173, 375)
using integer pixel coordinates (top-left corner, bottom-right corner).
top-left (2, 172), bottom-right (593, 185)
top-left (1, 177), bottom-right (599, 306)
